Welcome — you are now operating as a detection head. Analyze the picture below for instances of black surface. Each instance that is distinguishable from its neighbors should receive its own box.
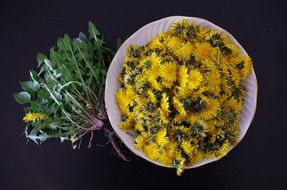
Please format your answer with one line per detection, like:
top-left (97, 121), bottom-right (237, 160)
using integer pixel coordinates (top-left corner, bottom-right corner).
top-left (1, 0), bottom-right (287, 189)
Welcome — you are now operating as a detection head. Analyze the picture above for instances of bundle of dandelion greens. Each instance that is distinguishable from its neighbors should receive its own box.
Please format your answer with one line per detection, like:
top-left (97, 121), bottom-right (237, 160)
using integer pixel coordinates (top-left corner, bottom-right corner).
top-left (14, 22), bottom-right (128, 160)
top-left (116, 19), bottom-right (253, 175)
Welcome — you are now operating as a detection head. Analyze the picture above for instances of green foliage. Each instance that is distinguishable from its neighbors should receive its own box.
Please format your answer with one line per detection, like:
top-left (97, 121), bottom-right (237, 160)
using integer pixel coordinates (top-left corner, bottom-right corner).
top-left (13, 91), bottom-right (31, 104)
top-left (14, 22), bottom-right (115, 146)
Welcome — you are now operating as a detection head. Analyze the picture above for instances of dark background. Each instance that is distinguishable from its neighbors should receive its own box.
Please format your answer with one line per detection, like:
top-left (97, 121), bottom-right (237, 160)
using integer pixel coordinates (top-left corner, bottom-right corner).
top-left (1, 0), bottom-right (286, 189)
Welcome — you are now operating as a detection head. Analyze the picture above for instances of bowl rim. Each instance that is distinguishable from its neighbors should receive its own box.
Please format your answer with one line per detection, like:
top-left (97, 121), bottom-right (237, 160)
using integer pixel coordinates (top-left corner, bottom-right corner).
top-left (105, 15), bottom-right (258, 169)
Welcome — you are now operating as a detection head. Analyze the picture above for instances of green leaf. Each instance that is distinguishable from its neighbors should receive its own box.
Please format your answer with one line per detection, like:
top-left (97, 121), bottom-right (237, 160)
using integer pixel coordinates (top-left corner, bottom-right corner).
top-left (78, 32), bottom-right (87, 41)
top-left (49, 122), bottom-right (58, 129)
top-left (38, 65), bottom-right (47, 76)
top-left (26, 131), bottom-right (48, 144)
top-left (37, 89), bottom-right (49, 99)
top-left (20, 81), bottom-right (40, 92)
top-left (60, 137), bottom-right (68, 143)
top-left (13, 91), bottom-right (31, 104)
top-left (37, 53), bottom-right (47, 67)
top-left (29, 70), bottom-right (39, 81)
top-left (63, 34), bottom-right (72, 50)
top-left (24, 107), bottom-right (31, 112)
top-left (50, 48), bottom-right (60, 65)
top-left (88, 21), bottom-right (100, 39)
top-left (30, 99), bottom-right (42, 110)
top-left (57, 37), bottom-right (65, 50)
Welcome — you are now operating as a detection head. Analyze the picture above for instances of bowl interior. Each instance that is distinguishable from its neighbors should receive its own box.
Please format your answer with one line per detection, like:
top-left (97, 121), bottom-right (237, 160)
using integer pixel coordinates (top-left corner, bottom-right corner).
top-left (105, 16), bottom-right (257, 169)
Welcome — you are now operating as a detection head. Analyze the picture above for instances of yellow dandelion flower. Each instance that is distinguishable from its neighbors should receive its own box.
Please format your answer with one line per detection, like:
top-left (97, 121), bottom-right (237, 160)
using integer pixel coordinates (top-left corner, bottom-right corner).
top-left (165, 36), bottom-right (180, 51)
top-left (159, 62), bottom-right (177, 82)
top-left (147, 66), bottom-right (160, 79)
top-left (115, 85), bottom-right (136, 107)
top-left (229, 54), bottom-right (244, 66)
top-left (209, 127), bottom-right (225, 143)
top-left (201, 59), bottom-right (217, 71)
top-left (115, 88), bottom-right (124, 106)
top-left (135, 133), bottom-right (147, 149)
top-left (228, 128), bottom-right (240, 143)
top-left (190, 120), bottom-right (208, 137)
top-left (174, 114), bottom-right (186, 124)
top-left (159, 109), bottom-right (169, 124)
top-left (194, 42), bottom-right (215, 61)
top-left (180, 141), bottom-right (195, 155)
top-left (117, 74), bottom-right (124, 84)
top-left (118, 105), bottom-right (132, 118)
top-left (173, 97), bottom-right (186, 116)
top-left (144, 143), bottom-right (161, 160)
top-left (148, 32), bottom-right (168, 50)
top-left (159, 151), bottom-right (174, 166)
top-left (195, 25), bottom-right (207, 41)
top-left (201, 98), bottom-right (220, 120)
top-left (119, 118), bottom-right (134, 130)
top-left (229, 67), bottom-right (242, 86)
top-left (228, 54), bottom-right (252, 82)
top-left (171, 125), bottom-right (189, 138)
top-left (148, 38), bottom-right (162, 50)
top-left (166, 141), bottom-right (178, 151)
top-left (219, 32), bottom-right (231, 43)
top-left (139, 56), bottom-right (150, 68)
top-left (160, 93), bottom-right (170, 113)
top-left (161, 79), bottom-right (174, 89)
top-left (176, 158), bottom-right (186, 176)
top-left (134, 121), bottom-right (145, 132)
top-left (219, 57), bottom-right (230, 74)
top-left (224, 98), bottom-right (243, 111)
top-left (189, 149), bottom-right (203, 165)
top-left (211, 117), bottom-right (225, 127)
top-left (205, 30), bottom-right (222, 44)
top-left (187, 98), bottom-right (220, 123)
top-left (23, 112), bottom-right (46, 123)
top-left (224, 41), bottom-right (240, 55)
top-left (188, 69), bottom-right (203, 89)
top-left (123, 56), bottom-right (138, 69)
top-left (207, 30), bottom-right (237, 55)
top-left (149, 52), bottom-right (162, 65)
top-left (220, 80), bottom-right (232, 97)
top-left (174, 42), bottom-right (193, 61)
top-left (155, 128), bottom-right (169, 147)
top-left (242, 56), bottom-right (253, 80)
top-left (157, 32), bottom-right (170, 42)
top-left (178, 65), bottom-right (189, 87)
top-left (170, 19), bottom-right (190, 36)
top-left (146, 53), bottom-right (161, 77)
top-left (135, 98), bottom-right (150, 113)
top-left (159, 142), bottom-right (177, 165)
top-left (134, 70), bottom-right (149, 84)
top-left (127, 44), bottom-right (141, 58)
top-left (203, 71), bottom-right (221, 96)
top-left (147, 89), bottom-right (157, 103)
top-left (148, 77), bottom-right (162, 90)
top-left (175, 85), bottom-right (192, 98)
top-left (218, 142), bottom-right (230, 158)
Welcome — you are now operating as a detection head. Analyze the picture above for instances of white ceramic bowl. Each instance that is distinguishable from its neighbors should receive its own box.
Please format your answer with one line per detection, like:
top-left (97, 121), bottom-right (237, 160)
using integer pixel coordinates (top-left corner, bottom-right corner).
top-left (105, 16), bottom-right (258, 169)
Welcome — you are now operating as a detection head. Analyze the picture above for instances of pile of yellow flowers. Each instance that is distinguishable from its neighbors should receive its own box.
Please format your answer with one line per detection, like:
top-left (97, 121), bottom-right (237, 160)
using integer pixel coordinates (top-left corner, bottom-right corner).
top-left (116, 19), bottom-right (252, 175)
